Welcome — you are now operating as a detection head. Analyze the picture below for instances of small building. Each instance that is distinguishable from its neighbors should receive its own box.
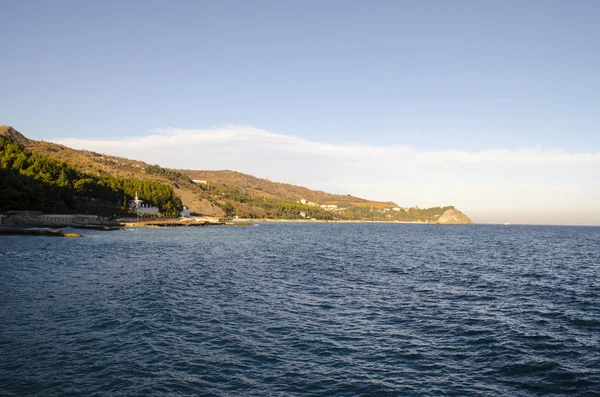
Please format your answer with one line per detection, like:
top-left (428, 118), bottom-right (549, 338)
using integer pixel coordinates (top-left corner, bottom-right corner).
top-left (180, 207), bottom-right (191, 217)
top-left (40, 214), bottom-right (98, 225)
top-left (320, 204), bottom-right (338, 210)
top-left (135, 205), bottom-right (159, 215)
top-left (128, 194), bottom-right (143, 209)
top-left (129, 192), bottom-right (160, 215)
top-left (192, 180), bottom-right (207, 185)
top-left (3, 212), bottom-right (98, 226)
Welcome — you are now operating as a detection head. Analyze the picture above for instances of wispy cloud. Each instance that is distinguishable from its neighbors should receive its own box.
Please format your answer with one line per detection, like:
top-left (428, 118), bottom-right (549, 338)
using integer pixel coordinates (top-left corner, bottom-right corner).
top-left (54, 126), bottom-right (600, 225)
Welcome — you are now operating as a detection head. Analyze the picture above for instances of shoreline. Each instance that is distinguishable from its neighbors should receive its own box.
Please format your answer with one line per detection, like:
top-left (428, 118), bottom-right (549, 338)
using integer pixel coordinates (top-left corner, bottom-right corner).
top-left (1, 214), bottom-right (473, 232)
top-left (0, 226), bottom-right (81, 237)
top-left (123, 218), bottom-right (446, 227)
top-left (252, 219), bottom-right (431, 224)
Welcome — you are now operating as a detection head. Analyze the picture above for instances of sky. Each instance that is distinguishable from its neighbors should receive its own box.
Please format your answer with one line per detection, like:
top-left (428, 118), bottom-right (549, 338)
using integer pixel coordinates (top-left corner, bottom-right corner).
top-left (1, 0), bottom-right (599, 225)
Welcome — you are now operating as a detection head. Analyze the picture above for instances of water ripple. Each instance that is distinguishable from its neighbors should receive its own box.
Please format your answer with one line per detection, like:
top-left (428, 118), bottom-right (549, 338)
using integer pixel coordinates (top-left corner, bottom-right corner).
top-left (1, 224), bottom-right (599, 396)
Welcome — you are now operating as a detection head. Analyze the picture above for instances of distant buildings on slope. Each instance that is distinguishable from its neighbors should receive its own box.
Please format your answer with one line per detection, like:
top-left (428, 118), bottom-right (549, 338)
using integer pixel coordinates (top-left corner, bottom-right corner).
top-left (295, 198), bottom-right (413, 213)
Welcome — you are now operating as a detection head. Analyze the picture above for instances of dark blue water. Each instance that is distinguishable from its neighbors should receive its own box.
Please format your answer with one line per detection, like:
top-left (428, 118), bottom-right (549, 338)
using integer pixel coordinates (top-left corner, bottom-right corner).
top-left (1, 224), bottom-right (599, 396)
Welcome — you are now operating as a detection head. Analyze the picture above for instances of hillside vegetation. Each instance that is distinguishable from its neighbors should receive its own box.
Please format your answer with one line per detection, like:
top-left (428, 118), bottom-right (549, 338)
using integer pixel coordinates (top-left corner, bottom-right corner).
top-left (0, 131), bottom-right (182, 217)
top-left (0, 126), bottom-right (473, 223)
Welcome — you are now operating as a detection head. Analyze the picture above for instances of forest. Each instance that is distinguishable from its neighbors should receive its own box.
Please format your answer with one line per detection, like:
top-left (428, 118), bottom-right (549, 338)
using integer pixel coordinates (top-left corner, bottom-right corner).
top-left (0, 137), bottom-right (183, 217)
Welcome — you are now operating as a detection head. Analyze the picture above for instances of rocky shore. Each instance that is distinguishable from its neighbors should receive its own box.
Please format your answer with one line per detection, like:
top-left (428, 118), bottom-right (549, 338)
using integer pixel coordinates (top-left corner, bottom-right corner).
top-left (0, 227), bottom-right (81, 237)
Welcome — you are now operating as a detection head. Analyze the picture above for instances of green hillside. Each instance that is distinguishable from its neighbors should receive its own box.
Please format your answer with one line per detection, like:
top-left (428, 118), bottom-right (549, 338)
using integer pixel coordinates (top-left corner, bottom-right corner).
top-left (0, 134), bottom-right (182, 217)
top-left (0, 126), bottom-right (472, 223)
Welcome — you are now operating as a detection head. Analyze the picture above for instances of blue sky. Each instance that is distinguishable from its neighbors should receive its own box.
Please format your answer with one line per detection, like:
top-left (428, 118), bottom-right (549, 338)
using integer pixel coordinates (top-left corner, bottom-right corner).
top-left (2, 1), bottom-right (599, 224)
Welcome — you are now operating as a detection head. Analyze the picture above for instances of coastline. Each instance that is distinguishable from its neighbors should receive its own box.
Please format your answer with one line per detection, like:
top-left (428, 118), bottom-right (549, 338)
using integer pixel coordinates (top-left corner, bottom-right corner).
top-left (252, 219), bottom-right (432, 224)
top-left (0, 226), bottom-right (81, 237)
top-left (0, 213), bottom-right (473, 234)
top-left (122, 218), bottom-right (448, 227)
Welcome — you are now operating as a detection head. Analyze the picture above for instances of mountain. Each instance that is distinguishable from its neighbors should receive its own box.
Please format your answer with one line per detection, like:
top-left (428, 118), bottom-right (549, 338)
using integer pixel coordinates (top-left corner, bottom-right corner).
top-left (0, 126), bottom-right (473, 223)
top-left (182, 169), bottom-right (396, 207)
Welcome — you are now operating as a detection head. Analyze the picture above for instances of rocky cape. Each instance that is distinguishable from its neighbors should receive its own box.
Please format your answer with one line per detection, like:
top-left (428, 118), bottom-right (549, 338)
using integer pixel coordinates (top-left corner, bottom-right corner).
top-left (436, 209), bottom-right (474, 224)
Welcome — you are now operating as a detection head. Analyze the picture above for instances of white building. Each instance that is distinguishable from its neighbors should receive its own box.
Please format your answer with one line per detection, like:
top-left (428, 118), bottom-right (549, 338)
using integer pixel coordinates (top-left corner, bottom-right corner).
top-left (192, 180), bottom-right (207, 185)
top-left (135, 205), bottom-right (159, 215)
top-left (320, 204), bottom-right (338, 210)
top-left (128, 192), bottom-right (160, 215)
top-left (180, 207), bottom-right (191, 217)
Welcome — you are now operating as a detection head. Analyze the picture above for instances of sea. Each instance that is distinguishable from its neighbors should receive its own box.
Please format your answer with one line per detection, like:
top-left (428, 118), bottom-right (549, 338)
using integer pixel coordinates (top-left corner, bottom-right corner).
top-left (0, 223), bottom-right (599, 396)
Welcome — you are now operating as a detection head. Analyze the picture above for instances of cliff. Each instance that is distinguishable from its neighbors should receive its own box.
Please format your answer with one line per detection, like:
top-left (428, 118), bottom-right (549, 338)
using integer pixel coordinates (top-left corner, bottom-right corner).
top-left (436, 208), bottom-right (474, 224)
